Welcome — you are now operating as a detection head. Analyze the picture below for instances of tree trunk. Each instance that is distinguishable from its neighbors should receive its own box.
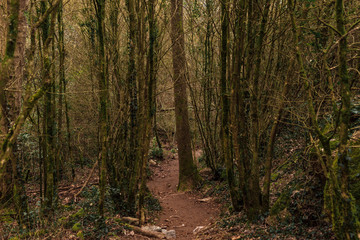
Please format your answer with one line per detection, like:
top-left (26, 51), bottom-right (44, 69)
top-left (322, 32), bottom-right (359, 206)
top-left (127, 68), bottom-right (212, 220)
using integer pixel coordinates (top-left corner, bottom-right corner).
top-left (288, 0), bottom-right (359, 238)
top-left (231, 0), bottom-right (247, 212)
top-left (57, 0), bottom-right (65, 180)
top-left (0, 0), bottom-right (29, 224)
top-left (329, 0), bottom-right (359, 238)
top-left (126, 0), bottom-right (139, 215)
top-left (40, 0), bottom-right (58, 217)
top-left (220, 0), bottom-right (240, 211)
top-left (93, 0), bottom-right (108, 219)
top-left (170, 0), bottom-right (199, 191)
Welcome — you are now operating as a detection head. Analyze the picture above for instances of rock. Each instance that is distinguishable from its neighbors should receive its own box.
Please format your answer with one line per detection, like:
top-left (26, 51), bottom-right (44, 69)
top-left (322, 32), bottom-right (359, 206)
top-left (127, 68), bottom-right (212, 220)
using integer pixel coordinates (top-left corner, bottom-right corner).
top-left (162, 229), bottom-right (176, 239)
top-left (141, 225), bottom-right (162, 232)
top-left (149, 159), bottom-right (157, 166)
top-left (193, 226), bottom-right (205, 234)
top-left (197, 197), bottom-right (212, 202)
top-left (174, 223), bottom-right (185, 228)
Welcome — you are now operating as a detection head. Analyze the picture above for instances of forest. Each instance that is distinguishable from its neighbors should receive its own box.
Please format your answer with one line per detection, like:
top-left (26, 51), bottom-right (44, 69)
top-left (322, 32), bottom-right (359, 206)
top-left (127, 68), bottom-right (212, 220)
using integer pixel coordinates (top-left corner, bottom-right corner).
top-left (0, 0), bottom-right (360, 239)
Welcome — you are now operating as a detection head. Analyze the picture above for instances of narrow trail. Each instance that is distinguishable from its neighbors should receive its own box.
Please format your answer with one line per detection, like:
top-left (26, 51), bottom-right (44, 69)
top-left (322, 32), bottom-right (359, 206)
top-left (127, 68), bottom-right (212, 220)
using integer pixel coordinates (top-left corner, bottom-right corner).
top-left (147, 154), bottom-right (219, 240)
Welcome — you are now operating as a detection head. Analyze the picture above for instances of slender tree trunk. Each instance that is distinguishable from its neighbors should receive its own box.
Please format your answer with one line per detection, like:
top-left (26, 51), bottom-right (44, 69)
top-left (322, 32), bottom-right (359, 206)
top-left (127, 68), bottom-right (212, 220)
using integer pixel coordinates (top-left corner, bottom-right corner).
top-left (0, 1), bottom-right (7, 57)
top-left (137, 0), bottom-right (148, 225)
top-left (127, 0), bottom-right (139, 214)
top-left (262, 82), bottom-right (288, 212)
top-left (220, 0), bottom-right (240, 211)
top-left (170, 0), bottom-right (199, 191)
top-left (138, 0), bottom-right (159, 224)
top-left (231, 0), bottom-right (247, 211)
top-left (40, 0), bottom-right (58, 216)
top-left (93, 0), bottom-right (108, 219)
top-left (247, 0), bottom-right (271, 219)
top-left (57, 0), bottom-right (65, 179)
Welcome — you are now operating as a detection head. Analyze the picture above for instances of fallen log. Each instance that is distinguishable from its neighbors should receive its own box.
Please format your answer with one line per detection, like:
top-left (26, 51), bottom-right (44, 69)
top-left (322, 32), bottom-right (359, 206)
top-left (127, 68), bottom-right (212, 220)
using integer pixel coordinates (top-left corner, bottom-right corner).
top-left (121, 223), bottom-right (166, 239)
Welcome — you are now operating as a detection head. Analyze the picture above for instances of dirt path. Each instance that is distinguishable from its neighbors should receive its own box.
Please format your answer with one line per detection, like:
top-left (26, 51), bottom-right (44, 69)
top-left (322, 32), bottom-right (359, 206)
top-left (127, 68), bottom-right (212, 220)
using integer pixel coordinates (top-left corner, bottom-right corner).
top-left (147, 154), bottom-right (219, 240)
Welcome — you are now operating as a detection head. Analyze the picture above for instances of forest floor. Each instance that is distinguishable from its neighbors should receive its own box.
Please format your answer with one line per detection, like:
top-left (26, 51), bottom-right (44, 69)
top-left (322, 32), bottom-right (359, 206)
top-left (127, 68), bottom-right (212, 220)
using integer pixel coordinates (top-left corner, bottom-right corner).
top-left (146, 150), bottom-right (219, 240)
top-left (0, 144), bottom-right (335, 239)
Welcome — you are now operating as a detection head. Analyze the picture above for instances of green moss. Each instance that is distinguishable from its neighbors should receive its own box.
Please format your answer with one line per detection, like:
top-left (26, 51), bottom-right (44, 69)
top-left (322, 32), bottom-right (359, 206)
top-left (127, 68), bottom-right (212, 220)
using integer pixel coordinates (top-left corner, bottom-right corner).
top-left (349, 140), bottom-right (360, 211)
top-left (61, 204), bottom-right (73, 210)
top-left (33, 229), bottom-right (46, 238)
top-left (59, 208), bottom-right (85, 228)
top-left (58, 216), bottom-right (67, 224)
top-left (76, 230), bottom-right (84, 239)
top-left (0, 208), bottom-right (16, 223)
top-left (271, 172), bottom-right (279, 181)
top-left (71, 208), bottom-right (85, 218)
top-left (72, 222), bottom-right (82, 232)
top-left (270, 190), bottom-right (291, 216)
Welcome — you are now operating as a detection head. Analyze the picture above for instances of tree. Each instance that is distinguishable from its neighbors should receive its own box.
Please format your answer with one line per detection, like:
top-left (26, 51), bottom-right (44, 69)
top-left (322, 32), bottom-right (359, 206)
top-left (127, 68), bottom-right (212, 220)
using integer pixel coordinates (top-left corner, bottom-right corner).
top-left (170, 0), bottom-right (199, 191)
top-left (1, 0), bottom-right (61, 223)
top-left (39, 0), bottom-right (58, 216)
top-left (288, 0), bottom-right (360, 237)
top-left (92, 0), bottom-right (107, 219)
top-left (0, 0), bottom-right (29, 224)
top-left (220, 0), bottom-right (241, 211)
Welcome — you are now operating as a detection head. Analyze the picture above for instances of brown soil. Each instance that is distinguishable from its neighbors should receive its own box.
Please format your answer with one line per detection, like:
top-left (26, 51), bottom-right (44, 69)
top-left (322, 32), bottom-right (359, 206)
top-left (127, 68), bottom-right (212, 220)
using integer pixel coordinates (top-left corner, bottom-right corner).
top-left (147, 152), bottom-right (219, 240)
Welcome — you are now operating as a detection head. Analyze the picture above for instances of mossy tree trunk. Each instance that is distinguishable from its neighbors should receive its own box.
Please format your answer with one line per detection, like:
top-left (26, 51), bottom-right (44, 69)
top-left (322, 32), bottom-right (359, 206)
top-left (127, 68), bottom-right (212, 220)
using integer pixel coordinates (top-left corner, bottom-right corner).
top-left (0, 0), bottom-right (29, 225)
top-left (136, 0), bottom-right (147, 224)
top-left (38, 0), bottom-right (59, 217)
top-left (57, 0), bottom-right (65, 180)
top-left (126, 0), bottom-right (139, 215)
top-left (93, 0), bottom-right (108, 219)
top-left (247, 0), bottom-right (271, 219)
top-left (230, 0), bottom-right (247, 212)
top-left (220, 0), bottom-right (240, 211)
top-left (288, 0), bottom-right (359, 238)
top-left (0, 0), bottom-right (60, 217)
top-left (170, 0), bottom-right (199, 191)
top-left (0, 1), bottom-right (7, 57)
top-left (328, 0), bottom-right (359, 238)
top-left (0, 0), bottom-right (20, 205)
top-left (138, 0), bottom-right (158, 225)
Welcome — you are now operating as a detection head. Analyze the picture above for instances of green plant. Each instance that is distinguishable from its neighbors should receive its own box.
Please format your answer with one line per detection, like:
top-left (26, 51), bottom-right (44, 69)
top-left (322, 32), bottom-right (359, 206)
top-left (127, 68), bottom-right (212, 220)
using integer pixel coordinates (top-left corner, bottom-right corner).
top-left (150, 137), bottom-right (163, 159)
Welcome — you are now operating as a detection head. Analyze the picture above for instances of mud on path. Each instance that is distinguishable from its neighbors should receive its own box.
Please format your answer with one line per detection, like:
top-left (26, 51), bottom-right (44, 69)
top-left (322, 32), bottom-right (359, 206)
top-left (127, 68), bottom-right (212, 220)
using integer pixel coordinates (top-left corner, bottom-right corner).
top-left (147, 154), bottom-right (219, 240)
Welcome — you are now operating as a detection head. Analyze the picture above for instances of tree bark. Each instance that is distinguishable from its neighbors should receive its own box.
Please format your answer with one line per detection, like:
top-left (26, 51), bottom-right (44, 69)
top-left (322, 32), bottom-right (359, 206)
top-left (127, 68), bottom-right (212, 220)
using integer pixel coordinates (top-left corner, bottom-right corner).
top-left (0, 0), bottom-right (29, 224)
top-left (170, 0), bottom-right (198, 191)
top-left (221, 0), bottom-right (240, 211)
top-left (126, 0), bottom-right (139, 215)
top-left (93, 0), bottom-right (108, 219)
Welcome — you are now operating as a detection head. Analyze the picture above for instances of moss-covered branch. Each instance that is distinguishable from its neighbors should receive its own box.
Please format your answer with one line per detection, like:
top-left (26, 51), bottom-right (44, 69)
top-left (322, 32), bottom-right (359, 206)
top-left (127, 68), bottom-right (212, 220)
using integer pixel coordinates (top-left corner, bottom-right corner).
top-left (0, 83), bottom-right (50, 174)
